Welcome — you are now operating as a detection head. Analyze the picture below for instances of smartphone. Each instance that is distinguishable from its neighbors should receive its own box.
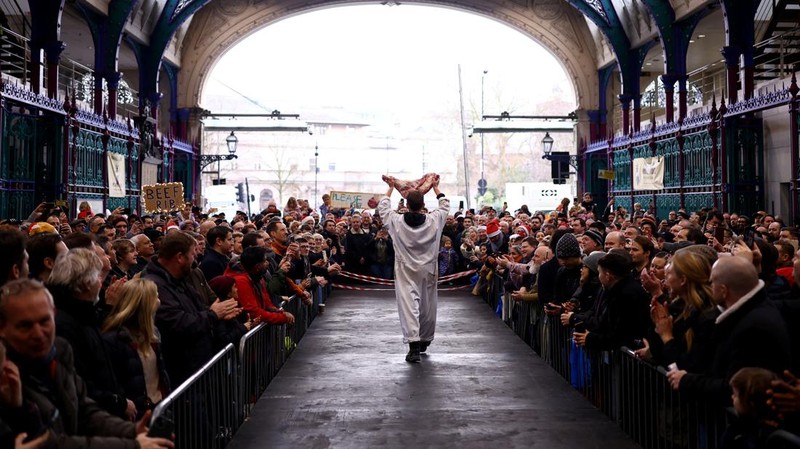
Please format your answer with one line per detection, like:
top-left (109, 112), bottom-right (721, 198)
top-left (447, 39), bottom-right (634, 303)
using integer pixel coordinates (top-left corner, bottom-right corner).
top-left (148, 414), bottom-right (174, 439)
top-left (714, 225), bottom-right (725, 243)
top-left (122, 207), bottom-right (132, 215)
top-left (458, 200), bottom-right (464, 210)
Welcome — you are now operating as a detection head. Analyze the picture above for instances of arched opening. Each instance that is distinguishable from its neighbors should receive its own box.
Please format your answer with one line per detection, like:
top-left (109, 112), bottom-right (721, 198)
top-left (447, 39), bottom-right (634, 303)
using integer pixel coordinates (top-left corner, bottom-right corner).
top-left (197, 4), bottom-right (580, 207)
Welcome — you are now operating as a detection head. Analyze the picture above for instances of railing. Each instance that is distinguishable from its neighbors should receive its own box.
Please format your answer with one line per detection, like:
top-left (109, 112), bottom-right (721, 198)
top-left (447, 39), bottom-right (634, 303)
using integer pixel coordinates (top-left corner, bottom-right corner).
top-left (0, 0), bottom-right (30, 39)
top-left (0, 26), bottom-right (30, 86)
top-left (500, 295), bottom-right (799, 449)
top-left (151, 287), bottom-right (326, 448)
top-left (150, 344), bottom-right (239, 449)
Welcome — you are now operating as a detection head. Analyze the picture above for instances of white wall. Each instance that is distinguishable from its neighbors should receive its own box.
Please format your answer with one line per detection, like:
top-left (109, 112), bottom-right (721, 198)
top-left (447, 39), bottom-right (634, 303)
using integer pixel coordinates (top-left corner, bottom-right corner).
top-left (761, 106), bottom-right (792, 220)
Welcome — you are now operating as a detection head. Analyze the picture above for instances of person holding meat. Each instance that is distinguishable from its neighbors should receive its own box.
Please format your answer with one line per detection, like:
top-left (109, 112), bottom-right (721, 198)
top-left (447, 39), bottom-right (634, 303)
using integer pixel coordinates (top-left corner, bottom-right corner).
top-left (378, 173), bottom-right (449, 363)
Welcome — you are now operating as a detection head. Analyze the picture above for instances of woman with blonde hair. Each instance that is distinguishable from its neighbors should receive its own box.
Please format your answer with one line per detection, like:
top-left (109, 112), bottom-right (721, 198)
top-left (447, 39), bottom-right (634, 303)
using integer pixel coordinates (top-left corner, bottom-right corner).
top-left (638, 248), bottom-right (719, 372)
top-left (102, 278), bottom-right (170, 419)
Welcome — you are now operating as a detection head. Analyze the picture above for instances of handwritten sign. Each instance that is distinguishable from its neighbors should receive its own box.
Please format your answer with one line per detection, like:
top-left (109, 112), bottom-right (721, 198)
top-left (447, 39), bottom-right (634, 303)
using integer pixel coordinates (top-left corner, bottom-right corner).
top-left (330, 191), bottom-right (381, 209)
top-left (142, 182), bottom-right (184, 213)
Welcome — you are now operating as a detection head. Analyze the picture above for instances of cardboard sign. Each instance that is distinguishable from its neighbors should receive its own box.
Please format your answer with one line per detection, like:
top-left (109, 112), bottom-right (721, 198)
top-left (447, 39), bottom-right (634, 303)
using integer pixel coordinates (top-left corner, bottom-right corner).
top-left (142, 182), bottom-right (184, 213)
top-left (330, 191), bottom-right (381, 209)
top-left (598, 169), bottom-right (615, 180)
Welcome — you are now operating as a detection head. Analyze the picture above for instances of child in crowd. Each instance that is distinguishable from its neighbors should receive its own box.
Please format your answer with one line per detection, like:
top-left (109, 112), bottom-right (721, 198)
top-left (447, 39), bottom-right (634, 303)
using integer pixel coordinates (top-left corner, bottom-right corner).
top-left (721, 367), bottom-right (782, 449)
top-left (77, 201), bottom-right (93, 219)
top-left (438, 236), bottom-right (456, 276)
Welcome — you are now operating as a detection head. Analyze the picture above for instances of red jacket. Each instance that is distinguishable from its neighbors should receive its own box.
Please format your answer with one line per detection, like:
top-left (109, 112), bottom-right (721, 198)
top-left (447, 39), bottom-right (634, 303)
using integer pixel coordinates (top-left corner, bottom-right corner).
top-left (231, 272), bottom-right (289, 325)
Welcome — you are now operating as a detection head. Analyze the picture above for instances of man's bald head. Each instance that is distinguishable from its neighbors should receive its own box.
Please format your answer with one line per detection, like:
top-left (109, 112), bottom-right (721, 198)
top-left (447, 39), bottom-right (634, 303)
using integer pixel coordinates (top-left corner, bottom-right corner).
top-left (710, 256), bottom-right (760, 308)
top-left (604, 231), bottom-right (626, 251)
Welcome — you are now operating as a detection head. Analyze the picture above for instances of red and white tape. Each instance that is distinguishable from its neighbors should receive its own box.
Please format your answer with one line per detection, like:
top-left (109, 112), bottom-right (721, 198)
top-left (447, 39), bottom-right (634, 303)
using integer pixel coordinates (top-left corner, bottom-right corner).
top-left (337, 269), bottom-right (475, 286)
top-left (331, 283), bottom-right (472, 292)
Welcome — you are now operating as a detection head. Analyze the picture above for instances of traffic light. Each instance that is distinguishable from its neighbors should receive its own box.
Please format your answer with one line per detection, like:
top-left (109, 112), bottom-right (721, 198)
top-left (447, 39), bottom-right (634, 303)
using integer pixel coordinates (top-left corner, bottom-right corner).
top-left (235, 183), bottom-right (245, 203)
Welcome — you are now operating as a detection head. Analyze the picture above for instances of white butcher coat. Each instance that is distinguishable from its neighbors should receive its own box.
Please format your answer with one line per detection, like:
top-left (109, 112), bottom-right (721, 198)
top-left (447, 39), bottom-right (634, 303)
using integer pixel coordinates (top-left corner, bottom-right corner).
top-left (378, 195), bottom-right (449, 343)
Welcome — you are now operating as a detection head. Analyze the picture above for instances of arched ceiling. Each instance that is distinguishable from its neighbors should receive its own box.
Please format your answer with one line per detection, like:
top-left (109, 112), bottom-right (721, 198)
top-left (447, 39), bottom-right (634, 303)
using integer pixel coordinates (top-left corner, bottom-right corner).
top-left (178, 0), bottom-right (601, 112)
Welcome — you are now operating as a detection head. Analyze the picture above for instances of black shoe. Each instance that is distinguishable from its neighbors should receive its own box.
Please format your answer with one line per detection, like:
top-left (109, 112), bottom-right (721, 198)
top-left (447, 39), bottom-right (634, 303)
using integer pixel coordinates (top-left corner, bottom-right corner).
top-left (405, 342), bottom-right (421, 363)
top-left (419, 341), bottom-right (431, 353)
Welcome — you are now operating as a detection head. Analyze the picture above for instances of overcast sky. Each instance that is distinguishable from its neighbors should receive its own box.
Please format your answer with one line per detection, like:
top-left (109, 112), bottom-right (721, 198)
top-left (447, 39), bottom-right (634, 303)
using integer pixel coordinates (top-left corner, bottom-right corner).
top-left (203, 4), bottom-right (575, 120)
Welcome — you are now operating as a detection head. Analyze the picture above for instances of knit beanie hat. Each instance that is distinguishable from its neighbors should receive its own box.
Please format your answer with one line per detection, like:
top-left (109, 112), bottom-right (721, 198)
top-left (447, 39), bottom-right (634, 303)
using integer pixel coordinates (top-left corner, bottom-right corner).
top-left (556, 233), bottom-right (581, 259)
top-left (486, 219), bottom-right (502, 238)
top-left (583, 229), bottom-right (604, 248)
top-left (582, 250), bottom-right (606, 274)
top-left (208, 275), bottom-right (236, 300)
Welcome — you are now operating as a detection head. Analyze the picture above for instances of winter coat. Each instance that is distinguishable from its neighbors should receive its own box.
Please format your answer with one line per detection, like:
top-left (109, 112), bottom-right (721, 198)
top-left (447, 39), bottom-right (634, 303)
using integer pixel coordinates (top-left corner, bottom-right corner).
top-left (199, 248), bottom-right (230, 282)
top-left (679, 284), bottom-right (792, 405)
top-left (583, 275), bottom-right (651, 351)
top-left (10, 338), bottom-right (138, 448)
top-left (231, 272), bottom-right (291, 325)
top-left (141, 259), bottom-right (218, 385)
top-left (50, 286), bottom-right (127, 418)
top-left (102, 327), bottom-right (171, 419)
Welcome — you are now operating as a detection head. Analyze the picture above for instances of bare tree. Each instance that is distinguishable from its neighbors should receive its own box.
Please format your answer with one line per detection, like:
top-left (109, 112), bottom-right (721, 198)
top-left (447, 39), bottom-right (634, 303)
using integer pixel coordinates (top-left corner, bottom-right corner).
top-left (264, 139), bottom-right (299, 206)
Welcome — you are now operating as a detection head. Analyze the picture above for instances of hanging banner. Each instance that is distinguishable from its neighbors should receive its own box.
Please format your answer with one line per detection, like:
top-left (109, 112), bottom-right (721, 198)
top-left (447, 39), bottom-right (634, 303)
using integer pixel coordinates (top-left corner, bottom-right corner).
top-left (633, 156), bottom-right (665, 190)
top-left (107, 153), bottom-right (127, 198)
top-left (142, 182), bottom-right (185, 213)
top-left (330, 191), bottom-right (381, 209)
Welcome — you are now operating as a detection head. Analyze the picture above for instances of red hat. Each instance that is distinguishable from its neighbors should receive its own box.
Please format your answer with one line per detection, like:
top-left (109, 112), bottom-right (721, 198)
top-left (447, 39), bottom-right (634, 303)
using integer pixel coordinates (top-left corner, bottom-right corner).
top-left (486, 219), bottom-right (502, 238)
top-left (515, 225), bottom-right (531, 238)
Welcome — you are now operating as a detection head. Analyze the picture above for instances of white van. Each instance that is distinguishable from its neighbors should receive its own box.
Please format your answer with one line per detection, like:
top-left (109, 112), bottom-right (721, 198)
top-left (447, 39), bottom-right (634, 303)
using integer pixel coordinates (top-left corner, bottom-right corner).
top-left (203, 185), bottom-right (238, 218)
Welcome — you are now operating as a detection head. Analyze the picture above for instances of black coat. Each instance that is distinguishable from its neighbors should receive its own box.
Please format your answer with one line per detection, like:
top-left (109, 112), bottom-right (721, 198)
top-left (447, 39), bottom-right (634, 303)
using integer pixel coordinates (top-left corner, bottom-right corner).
top-left (10, 338), bottom-right (138, 448)
top-left (142, 259), bottom-right (219, 385)
top-left (199, 248), bottom-right (230, 282)
top-left (647, 296), bottom-right (720, 373)
top-left (680, 285), bottom-right (792, 405)
top-left (50, 286), bottom-right (127, 418)
top-left (102, 327), bottom-right (171, 420)
top-left (584, 275), bottom-right (651, 351)
top-left (344, 231), bottom-right (373, 274)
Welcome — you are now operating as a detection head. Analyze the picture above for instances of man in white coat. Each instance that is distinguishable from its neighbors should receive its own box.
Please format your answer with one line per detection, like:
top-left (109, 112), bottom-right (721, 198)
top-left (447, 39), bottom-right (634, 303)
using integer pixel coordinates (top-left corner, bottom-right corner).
top-left (378, 177), bottom-right (449, 363)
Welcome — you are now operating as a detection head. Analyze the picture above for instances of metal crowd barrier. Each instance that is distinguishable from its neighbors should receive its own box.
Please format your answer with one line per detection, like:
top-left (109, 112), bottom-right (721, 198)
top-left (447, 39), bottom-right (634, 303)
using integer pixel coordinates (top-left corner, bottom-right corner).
top-left (150, 344), bottom-right (239, 449)
top-left (501, 286), bottom-right (800, 449)
top-left (151, 286), bottom-right (328, 448)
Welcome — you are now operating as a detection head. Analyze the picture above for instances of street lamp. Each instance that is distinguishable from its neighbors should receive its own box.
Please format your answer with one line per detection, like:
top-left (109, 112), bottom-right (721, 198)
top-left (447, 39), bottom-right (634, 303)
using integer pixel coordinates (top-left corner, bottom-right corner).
top-left (200, 130), bottom-right (239, 178)
top-left (541, 132), bottom-right (554, 157)
top-left (226, 131), bottom-right (238, 154)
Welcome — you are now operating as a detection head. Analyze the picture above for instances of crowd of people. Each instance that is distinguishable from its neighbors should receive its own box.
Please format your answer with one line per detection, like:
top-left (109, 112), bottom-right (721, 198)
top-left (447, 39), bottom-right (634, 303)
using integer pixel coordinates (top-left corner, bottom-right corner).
top-left (0, 190), bottom-right (799, 447)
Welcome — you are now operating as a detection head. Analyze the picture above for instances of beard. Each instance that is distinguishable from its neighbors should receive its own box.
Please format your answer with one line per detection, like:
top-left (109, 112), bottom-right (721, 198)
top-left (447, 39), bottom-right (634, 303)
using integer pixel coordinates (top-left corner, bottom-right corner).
top-left (529, 263), bottom-right (541, 275)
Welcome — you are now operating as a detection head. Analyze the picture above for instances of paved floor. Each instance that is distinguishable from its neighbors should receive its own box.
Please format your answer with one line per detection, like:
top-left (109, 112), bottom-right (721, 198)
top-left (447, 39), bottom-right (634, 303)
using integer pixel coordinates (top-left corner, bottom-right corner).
top-left (228, 290), bottom-right (641, 449)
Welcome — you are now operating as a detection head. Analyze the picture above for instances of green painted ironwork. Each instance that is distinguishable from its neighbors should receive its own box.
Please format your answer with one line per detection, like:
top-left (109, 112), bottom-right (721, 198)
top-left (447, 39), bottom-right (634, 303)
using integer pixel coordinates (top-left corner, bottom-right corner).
top-left (655, 137), bottom-right (681, 188)
top-left (612, 148), bottom-right (631, 191)
top-left (654, 193), bottom-right (681, 220)
top-left (1, 109), bottom-right (64, 219)
top-left (614, 196), bottom-right (632, 217)
top-left (634, 194), bottom-right (653, 214)
top-left (725, 119), bottom-right (764, 217)
top-left (70, 128), bottom-right (104, 188)
top-left (173, 153), bottom-right (193, 201)
top-left (682, 130), bottom-right (714, 187)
